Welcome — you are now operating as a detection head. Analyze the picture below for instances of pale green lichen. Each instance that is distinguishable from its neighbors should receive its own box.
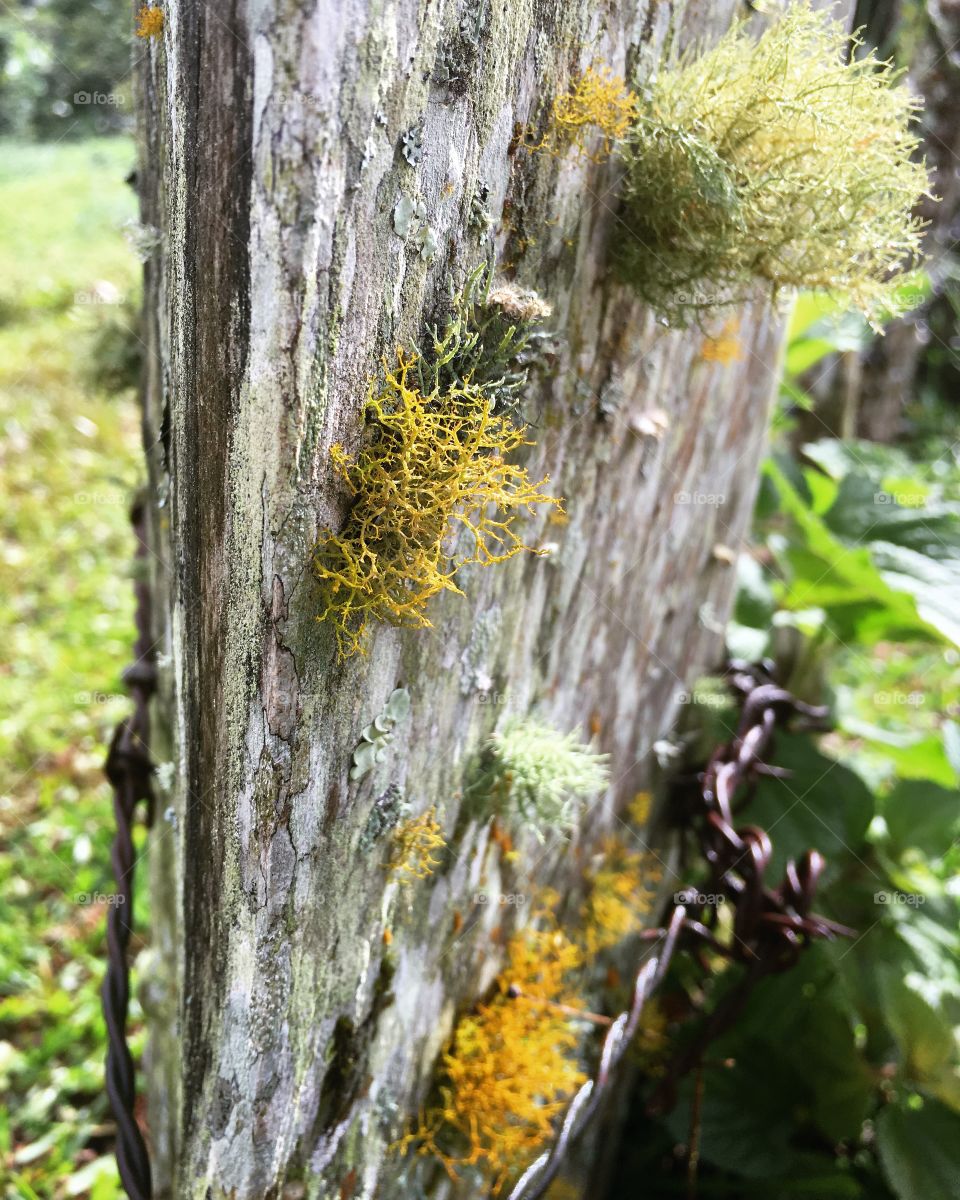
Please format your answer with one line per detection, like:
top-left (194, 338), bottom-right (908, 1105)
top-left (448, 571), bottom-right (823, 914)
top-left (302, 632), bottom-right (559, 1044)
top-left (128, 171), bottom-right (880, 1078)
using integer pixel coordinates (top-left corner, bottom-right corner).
top-left (616, 2), bottom-right (931, 327)
top-left (350, 688), bottom-right (411, 780)
top-left (476, 717), bottom-right (609, 835)
top-left (392, 195), bottom-right (437, 262)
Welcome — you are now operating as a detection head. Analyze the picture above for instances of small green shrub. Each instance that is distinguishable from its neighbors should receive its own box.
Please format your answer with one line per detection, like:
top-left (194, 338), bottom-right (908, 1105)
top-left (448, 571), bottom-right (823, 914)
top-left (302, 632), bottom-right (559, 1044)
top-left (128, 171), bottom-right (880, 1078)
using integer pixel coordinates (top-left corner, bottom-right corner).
top-left (617, 2), bottom-right (930, 327)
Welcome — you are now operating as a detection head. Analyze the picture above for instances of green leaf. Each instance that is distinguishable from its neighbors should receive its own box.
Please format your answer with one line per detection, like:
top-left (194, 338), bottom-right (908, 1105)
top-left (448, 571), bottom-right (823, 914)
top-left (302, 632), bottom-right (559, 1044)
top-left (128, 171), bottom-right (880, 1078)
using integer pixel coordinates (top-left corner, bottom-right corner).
top-left (876, 1099), bottom-right (960, 1200)
top-left (734, 552), bottom-right (776, 629)
top-left (745, 732), bottom-right (875, 879)
top-left (883, 781), bottom-right (960, 858)
top-left (879, 969), bottom-right (956, 1084)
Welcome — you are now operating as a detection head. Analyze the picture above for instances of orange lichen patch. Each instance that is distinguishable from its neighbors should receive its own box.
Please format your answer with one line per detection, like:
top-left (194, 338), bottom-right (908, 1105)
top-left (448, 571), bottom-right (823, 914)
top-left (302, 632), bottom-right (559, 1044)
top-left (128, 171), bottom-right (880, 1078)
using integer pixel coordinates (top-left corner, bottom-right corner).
top-left (386, 806), bottom-right (445, 883)
top-left (401, 922), bottom-right (587, 1191)
top-left (529, 65), bottom-right (638, 163)
top-left (382, 928), bottom-right (393, 946)
top-left (135, 5), bottom-right (163, 37)
top-left (452, 910), bottom-right (463, 934)
top-left (313, 350), bottom-right (561, 658)
top-left (700, 317), bottom-right (743, 365)
top-left (489, 819), bottom-right (514, 857)
top-left (581, 838), bottom-right (662, 956)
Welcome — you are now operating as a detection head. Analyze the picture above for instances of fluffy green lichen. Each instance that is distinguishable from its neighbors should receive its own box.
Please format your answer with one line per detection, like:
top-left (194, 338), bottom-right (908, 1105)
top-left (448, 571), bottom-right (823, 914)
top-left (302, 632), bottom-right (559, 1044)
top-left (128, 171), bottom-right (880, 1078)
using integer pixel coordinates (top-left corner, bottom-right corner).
top-left (616, 2), bottom-right (930, 326)
top-left (476, 717), bottom-right (609, 835)
top-left (314, 269), bottom-right (560, 658)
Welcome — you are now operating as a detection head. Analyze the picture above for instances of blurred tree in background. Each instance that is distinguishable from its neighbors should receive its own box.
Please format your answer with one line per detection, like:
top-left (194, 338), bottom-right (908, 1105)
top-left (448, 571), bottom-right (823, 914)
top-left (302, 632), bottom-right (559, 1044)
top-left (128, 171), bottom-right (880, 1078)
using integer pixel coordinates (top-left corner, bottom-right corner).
top-left (0, 0), bottom-right (133, 139)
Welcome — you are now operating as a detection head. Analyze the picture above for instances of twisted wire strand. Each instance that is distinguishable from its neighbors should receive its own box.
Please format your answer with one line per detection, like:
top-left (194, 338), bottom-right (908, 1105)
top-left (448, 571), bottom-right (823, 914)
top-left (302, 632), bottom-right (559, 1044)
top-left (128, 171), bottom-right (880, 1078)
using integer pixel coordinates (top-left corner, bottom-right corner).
top-left (102, 499), bottom-right (155, 1200)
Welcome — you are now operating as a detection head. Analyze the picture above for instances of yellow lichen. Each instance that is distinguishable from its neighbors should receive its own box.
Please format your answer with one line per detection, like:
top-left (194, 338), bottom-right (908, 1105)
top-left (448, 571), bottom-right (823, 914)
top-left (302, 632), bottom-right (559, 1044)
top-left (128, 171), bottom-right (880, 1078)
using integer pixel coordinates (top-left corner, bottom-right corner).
top-left (528, 65), bottom-right (638, 163)
top-left (581, 838), bottom-right (663, 956)
top-left (135, 5), bottom-right (163, 37)
top-left (387, 806), bottom-right (446, 883)
top-left (313, 350), bottom-right (561, 658)
top-left (630, 997), bottom-right (671, 1074)
top-left (626, 790), bottom-right (653, 825)
top-left (402, 922), bottom-right (587, 1191)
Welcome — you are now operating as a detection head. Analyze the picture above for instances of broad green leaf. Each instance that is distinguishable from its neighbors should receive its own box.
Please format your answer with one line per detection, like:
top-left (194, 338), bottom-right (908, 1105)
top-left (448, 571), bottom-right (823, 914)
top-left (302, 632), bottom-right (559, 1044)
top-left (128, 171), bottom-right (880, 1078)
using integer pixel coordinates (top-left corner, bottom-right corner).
top-left (733, 553), bottom-right (775, 629)
top-left (883, 781), bottom-right (960, 858)
top-left (876, 1099), bottom-right (960, 1200)
top-left (745, 732), bottom-right (875, 879)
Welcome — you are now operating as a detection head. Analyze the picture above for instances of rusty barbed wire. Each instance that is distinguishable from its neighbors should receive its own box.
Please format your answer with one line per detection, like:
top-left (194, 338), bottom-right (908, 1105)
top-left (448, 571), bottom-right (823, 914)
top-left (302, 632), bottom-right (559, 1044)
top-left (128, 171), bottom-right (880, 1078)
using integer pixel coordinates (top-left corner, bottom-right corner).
top-left (102, 497), bottom-right (156, 1200)
top-left (506, 661), bottom-right (854, 1200)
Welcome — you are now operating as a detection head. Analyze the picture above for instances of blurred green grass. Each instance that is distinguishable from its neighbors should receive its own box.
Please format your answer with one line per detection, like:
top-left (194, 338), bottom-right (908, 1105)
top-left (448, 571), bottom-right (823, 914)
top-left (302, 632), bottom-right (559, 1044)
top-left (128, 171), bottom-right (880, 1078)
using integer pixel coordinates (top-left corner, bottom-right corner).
top-left (0, 137), bottom-right (143, 1200)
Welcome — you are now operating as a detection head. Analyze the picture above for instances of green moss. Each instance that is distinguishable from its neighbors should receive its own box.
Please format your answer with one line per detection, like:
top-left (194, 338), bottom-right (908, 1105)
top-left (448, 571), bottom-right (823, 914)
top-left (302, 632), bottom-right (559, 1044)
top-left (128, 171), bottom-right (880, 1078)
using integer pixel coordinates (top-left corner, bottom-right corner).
top-left (414, 262), bottom-right (554, 416)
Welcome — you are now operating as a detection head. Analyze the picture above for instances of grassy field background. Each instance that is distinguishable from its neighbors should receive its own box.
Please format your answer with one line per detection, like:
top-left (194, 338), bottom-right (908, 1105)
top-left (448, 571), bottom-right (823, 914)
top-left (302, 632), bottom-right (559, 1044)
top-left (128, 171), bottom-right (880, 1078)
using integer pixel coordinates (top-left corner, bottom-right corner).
top-left (0, 137), bottom-right (143, 1200)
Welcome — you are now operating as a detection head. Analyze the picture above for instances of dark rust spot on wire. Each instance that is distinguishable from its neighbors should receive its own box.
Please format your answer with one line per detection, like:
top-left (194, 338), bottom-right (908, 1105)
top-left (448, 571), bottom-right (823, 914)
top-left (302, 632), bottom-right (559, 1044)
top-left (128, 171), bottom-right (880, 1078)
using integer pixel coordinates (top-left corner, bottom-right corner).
top-left (102, 498), bottom-right (156, 1200)
top-left (507, 661), bottom-right (854, 1200)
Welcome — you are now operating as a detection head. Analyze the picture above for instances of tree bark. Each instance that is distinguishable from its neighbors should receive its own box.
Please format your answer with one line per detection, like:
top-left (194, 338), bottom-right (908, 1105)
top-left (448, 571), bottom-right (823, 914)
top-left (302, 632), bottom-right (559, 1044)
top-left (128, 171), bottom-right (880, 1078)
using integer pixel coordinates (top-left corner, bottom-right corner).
top-left (135, 2), bottom-right (789, 1196)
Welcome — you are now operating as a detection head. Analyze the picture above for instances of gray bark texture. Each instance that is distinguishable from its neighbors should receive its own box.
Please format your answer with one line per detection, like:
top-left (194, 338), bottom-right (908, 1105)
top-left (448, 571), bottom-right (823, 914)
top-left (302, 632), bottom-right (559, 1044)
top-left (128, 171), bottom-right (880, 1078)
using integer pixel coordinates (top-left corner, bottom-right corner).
top-left (134, 2), bottom-right (790, 1197)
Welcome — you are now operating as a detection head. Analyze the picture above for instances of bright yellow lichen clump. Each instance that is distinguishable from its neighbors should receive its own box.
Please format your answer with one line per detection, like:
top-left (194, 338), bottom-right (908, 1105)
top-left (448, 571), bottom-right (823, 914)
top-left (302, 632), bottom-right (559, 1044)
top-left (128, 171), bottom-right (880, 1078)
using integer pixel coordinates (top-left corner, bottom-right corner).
top-left (314, 351), bottom-right (560, 658)
top-left (581, 839), bottom-right (663, 956)
top-left (404, 922), bottom-right (587, 1191)
top-left (529, 65), bottom-right (638, 162)
top-left (387, 806), bottom-right (446, 883)
top-left (135, 5), bottom-right (163, 37)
